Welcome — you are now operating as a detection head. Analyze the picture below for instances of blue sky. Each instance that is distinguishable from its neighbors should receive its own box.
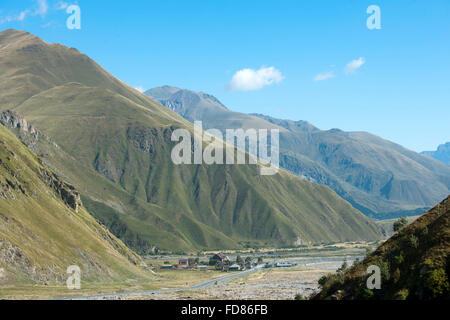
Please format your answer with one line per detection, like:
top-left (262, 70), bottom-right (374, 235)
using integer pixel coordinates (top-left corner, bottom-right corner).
top-left (1, 0), bottom-right (449, 152)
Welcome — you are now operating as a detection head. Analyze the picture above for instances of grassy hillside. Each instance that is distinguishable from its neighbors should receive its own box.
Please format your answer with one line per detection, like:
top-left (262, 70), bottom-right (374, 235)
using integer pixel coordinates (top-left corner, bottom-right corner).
top-left (0, 125), bottom-right (150, 288)
top-left (0, 29), bottom-right (382, 252)
top-left (314, 195), bottom-right (450, 300)
top-left (147, 86), bottom-right (450, 219)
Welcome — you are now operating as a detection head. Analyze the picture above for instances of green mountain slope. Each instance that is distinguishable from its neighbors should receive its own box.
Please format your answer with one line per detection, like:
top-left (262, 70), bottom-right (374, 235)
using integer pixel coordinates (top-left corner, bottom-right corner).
top-left (0, 124), bottom-right (149, 288)
top-left (146, 86), bottom-right (450, 219)
top-left (0, 29), bottom-right (382, 252)
top-left (314, 195), bottom-right (450, 300)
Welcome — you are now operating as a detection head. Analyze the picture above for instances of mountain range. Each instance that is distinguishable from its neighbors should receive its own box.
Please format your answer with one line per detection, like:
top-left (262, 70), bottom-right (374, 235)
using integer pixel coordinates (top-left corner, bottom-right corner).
top-left (146, 86), bottom-right (450, 219)
top-left (0, 29), bottom-right (382, 256)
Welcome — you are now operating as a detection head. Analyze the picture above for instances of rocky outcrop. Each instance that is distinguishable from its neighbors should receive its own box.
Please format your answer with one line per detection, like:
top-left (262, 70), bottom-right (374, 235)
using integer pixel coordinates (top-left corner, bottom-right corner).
top-left (0, 110), bottom-right (39, 141)
top-left (0, 111), bottom-right (79, 211)
top-left (41, 168), bottom-right (82, 213)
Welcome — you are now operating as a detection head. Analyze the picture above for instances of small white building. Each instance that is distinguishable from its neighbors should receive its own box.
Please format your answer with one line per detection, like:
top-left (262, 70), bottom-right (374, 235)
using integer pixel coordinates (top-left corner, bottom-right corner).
top-left (275, 262), bottom-right (292, 268)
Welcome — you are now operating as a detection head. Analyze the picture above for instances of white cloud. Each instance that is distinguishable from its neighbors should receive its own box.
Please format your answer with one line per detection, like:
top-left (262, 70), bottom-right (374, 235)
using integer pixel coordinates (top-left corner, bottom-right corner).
top-left (228, 66), bottom-right (284, 91)
top-left (314, 71), bottom-right (335, 82)
top-left (55, 1), bottom-right (69, 10)
top-left (36, 0), bottom-right (48, 16)
top-left (135, 86), bottom-right (145, 93)
top-left (345, 57), bottom-right (365, 74)
top-left (0, 0), bottom-right (48, 24)
top-left (0, 9), bottom-right (30, 24)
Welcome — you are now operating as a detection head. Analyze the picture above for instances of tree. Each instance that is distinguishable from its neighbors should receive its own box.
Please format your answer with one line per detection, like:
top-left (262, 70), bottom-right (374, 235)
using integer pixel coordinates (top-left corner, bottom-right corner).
top-left (257, 257), bottom-right (264, 264)
top-left (236, 255), bottom-right (243, 264)
top-left (245, 256), bottom-right (252, 263)
top-left (318, 275), bottom-right (330, 288)
top-left (393, 217), bottom-right (408, 232)
top-left (188, 258), bottom-right (196, 266)
top-left (337, 259), bottom-right (348, 273)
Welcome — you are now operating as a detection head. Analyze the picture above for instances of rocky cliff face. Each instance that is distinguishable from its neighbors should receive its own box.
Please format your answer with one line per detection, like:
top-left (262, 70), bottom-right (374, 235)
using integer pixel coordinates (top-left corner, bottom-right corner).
top-left (41, 168), bottom-right (82, 213)
top-left (0, 111), bottom-right (81, 212)
top-left (0, 110), bottom-right (39, 141)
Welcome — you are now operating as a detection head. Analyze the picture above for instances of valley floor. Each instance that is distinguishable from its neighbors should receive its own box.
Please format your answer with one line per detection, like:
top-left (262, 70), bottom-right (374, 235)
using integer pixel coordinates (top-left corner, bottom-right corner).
top-left (121, 255), bottom-right (361, 300)
top-left (0, 242), bottom-right (374, 300)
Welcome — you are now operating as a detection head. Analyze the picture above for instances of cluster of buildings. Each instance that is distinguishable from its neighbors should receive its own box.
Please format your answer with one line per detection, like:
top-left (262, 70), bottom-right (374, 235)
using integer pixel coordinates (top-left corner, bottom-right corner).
top-left (160, 258), bottom-right (203, 270)
top-left (212, 253), bottom-right (258, 272)
top-left (159, 253), bottom-right (262, 272)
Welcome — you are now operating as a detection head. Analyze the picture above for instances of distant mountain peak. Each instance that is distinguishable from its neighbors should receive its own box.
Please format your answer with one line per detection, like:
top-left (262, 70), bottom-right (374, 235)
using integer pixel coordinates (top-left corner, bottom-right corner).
top-left (146, 86), bottom-right (228, 110)
top-left (146, 86), bottom-right (229, 121)
top-left (421, 142), bottom-right (450, 165)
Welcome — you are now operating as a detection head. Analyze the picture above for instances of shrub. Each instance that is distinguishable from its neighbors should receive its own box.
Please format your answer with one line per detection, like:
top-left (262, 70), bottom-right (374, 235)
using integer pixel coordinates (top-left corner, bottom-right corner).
top-left (359, 288), bottom-right (375, 300)
top-left (426, 268), bottom-right (449, 298)
top-left (421, 227), bottom-right (429, 237)
top-left (392, 268), bottom-right (401, 284)
top-left (423, 258), bottom-right (434, 269)
top-left (375, 259), bottom-right (391, 281)
top-left (295, 294), bottom-right (306, 300)
top-left (408, 235), bottom-right (419, 249)
top-left (395, 289), bottom-right (409, 300)
top-left (318, 274), bottom-right (331, 288)
top-left (393, 253), bottom-right (404, 266)
top-left (393, 217), bottom-right (408, 232)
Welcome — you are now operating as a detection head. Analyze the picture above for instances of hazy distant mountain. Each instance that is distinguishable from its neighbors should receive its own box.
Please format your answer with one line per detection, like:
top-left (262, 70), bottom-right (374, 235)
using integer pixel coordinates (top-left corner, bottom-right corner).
top-left (0, 29), bottom-right (382, 254)
top-left (422, 143), bottom-right (450, 165)
top-left (147, 86), bottom-right (450, 219)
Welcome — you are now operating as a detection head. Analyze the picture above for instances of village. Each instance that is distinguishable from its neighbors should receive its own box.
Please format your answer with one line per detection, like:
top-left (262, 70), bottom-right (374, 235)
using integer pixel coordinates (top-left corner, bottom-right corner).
top-left (158, 253), bottom-right (293, 272)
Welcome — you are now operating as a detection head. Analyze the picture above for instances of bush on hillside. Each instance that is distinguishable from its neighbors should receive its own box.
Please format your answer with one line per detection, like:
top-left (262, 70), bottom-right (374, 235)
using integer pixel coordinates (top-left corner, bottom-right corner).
top-left (426, 269), bottom-right (449, 298)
